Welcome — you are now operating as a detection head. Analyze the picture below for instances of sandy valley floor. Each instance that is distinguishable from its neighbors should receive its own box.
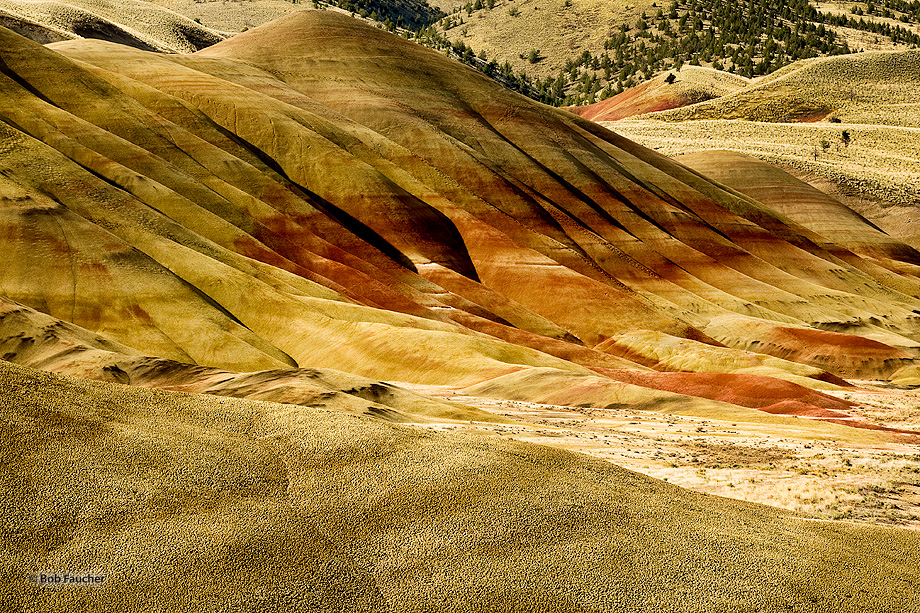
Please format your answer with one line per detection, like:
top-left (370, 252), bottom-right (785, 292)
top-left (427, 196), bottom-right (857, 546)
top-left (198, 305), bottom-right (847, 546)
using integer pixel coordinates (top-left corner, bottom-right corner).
top-left (402, 382), bottom-right (920, 529)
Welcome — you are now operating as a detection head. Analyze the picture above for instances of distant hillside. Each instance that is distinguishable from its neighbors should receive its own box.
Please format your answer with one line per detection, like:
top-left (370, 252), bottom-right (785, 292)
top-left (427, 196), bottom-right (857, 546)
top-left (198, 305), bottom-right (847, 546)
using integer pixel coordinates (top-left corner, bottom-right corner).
top-left (429, 0), bottom-right (920, 105)
top-left (572, 64), bottom-right (749, 121)
top-left (574, 47), bottom-right (920, 123)
top-left (0, 0), bottom-right (224, 52)
top-left (7, 0), bottom-right (917, 109)
top-left (0, 9), bottom-right (71, 43)
top-left (0, 0), bottom-right (444, 51)
top-left (642, 48), bottom-right (920, 124)
top-left (151, 0), bottom-right (443, 32)
top-left (591, 48), bottom-right (920, 232)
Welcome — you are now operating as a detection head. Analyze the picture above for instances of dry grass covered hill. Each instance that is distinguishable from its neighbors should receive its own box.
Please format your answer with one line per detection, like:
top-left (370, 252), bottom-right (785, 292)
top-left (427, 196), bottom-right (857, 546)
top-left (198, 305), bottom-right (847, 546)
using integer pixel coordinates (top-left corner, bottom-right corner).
top-left (608, 119), bottom-right (920, 236)
top-left (4, 360), bottom-right (920, 612)
top-left (436, 0), bottom-right (657, 77)
top-left (576, 48), bottom-right (920, 123)
top-left (643, 48), bottom-right (920, 124)
top-left (586, 48), bottom-right (920, 250)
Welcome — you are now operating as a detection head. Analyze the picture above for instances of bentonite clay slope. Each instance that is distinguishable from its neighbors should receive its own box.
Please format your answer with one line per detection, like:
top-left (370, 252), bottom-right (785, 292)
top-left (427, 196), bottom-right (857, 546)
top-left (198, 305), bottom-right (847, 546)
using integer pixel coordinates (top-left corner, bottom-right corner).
top-left (673, 150), bottom-right (920, 265)
top-left (0, 296), bottom-right (513, 424)
top-left (0, 0), bottom-right (224, 52)
top-left (2, 10), bottom-right (920, 403)
top-left (192, 14), bottom-right (920, 363)
top-left (7, 293), bottom-right (907, 437)
top-left (7, 293), bottom-right (883, 437)
top-left (4, 360), bottom-right (920, 612)
top-left (186, 15), bottom-right (920, 364)
top-left (572, 65), bottom-right (750, 122)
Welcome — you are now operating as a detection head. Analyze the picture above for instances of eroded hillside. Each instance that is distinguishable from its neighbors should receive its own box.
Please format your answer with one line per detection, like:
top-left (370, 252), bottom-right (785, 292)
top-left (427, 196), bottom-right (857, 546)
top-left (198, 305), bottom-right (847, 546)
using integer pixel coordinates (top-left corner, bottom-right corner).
top-left (2, 11), bottom-right (920, 610)
top-left (2, 10), bottom-right (920, 416)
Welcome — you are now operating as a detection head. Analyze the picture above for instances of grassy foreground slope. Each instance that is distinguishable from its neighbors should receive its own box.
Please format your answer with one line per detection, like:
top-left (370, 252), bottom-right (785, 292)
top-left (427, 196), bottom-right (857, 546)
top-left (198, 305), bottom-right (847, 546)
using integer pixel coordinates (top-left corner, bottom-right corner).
top-left (3, 360), bottom-right (920, 612)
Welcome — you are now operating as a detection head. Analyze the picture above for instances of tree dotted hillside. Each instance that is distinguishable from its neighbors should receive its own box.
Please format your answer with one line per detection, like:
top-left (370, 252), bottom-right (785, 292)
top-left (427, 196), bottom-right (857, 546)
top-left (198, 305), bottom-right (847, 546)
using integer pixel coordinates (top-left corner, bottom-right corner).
top-left (421, 0), bottom-right (920, 106)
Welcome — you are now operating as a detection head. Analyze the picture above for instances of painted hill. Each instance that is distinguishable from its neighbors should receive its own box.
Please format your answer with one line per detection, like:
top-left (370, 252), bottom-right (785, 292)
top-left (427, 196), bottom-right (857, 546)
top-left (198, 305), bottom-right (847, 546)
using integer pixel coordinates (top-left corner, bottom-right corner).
top-left (3, 9), bottom-right (920, 608)
top-left (1, 10), bottom-right (920, 398)
top-left (4, 359), bottom-right (920, 611)
top-left (0, 0), bottom-right (224, 52)
top-left (572, 65), bottom-right (750, 122)
top-left (0, 297), bottom-right (505, 424)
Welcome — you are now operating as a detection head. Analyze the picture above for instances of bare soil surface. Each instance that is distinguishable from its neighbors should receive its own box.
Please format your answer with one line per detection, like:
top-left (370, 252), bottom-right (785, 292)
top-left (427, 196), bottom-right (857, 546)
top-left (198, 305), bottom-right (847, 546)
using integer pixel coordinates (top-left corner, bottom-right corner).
top-left (402, 382), bottom-right (920, 529)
